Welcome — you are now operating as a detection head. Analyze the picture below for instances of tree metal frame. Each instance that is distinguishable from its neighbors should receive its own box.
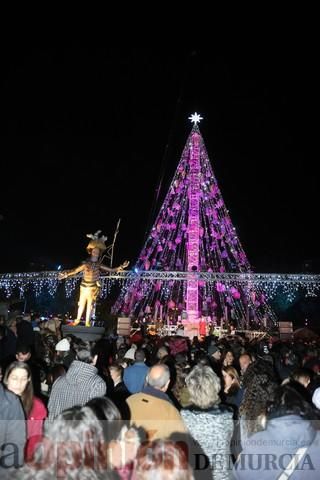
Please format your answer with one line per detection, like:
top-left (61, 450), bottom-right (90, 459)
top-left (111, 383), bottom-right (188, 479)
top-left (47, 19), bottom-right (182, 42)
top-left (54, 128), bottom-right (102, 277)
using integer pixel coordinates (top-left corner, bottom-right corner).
top-left (1, 270), bottom-right (320, 288)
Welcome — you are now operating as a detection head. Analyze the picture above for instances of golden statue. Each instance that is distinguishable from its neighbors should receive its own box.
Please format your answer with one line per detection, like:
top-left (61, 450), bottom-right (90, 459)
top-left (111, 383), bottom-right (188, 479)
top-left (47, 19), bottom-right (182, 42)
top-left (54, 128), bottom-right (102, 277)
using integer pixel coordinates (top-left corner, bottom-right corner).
top-left (59, 231), bottom-right (129, 327)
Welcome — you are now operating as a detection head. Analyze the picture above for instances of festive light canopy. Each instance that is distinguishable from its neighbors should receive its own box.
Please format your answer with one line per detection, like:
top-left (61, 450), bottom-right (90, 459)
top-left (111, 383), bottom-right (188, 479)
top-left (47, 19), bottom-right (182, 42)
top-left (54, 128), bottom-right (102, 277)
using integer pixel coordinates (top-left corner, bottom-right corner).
top-left (1, 270), bottom-right (320, 296)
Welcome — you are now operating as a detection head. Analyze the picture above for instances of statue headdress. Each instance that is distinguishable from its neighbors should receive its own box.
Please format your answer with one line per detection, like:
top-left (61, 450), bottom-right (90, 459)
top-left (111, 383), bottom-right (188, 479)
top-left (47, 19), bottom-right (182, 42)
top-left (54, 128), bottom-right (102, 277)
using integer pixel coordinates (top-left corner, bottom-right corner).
top-left (86, 230), bottom-right (108, 253)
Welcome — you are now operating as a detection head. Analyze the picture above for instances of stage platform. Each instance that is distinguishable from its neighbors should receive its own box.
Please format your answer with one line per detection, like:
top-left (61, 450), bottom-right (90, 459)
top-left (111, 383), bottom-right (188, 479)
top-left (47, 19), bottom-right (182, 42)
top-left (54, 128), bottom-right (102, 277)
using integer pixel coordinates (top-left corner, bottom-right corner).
top-left (62, 324), bottom-right (105, 342)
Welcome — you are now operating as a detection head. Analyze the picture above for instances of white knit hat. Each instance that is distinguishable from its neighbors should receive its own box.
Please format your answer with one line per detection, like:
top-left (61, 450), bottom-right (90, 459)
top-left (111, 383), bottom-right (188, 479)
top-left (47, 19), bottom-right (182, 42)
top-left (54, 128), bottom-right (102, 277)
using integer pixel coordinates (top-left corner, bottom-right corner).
top-left (312, 387), bottom-right (320, 409)
top-left (124, 344), bottom-right (137, 360)
top-left (55, 338), bottom-right (70, 352)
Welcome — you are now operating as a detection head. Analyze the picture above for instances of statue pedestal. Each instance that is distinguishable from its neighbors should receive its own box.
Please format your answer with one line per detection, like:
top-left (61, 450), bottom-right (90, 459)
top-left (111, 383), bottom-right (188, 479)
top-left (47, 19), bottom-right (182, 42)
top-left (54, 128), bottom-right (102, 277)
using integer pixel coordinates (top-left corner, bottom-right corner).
top-left (62, 324), bottom-right (105, 342)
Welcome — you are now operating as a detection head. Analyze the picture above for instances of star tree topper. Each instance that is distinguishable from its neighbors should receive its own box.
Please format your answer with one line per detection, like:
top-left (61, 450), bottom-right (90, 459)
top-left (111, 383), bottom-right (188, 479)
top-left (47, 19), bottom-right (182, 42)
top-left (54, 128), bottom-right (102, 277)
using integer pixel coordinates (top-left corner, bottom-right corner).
top-left (188, 112), bottom-right (203, 125)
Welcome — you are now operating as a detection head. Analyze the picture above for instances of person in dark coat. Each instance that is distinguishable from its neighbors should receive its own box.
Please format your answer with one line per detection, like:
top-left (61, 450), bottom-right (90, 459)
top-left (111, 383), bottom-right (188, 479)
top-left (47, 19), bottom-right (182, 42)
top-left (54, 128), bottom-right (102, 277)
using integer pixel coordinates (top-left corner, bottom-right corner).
top-left (16, 315), bottom-right (34, 349)
top-left (221, 365), bottom-right (244, 411)
top-left (0, 321), bottom-right (17, 366)
top-left (207, 343), bottom-right (223, 378)
top-left (54, 338), bottom-right (76, 370)
top-left (109, 363), bottom-right (130, 419)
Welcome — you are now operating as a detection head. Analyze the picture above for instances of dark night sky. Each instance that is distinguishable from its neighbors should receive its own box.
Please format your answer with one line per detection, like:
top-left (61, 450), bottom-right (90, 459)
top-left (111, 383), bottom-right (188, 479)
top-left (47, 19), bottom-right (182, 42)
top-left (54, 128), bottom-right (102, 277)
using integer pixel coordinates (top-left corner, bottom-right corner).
top-left (0, 48), bottom-right (317, 275)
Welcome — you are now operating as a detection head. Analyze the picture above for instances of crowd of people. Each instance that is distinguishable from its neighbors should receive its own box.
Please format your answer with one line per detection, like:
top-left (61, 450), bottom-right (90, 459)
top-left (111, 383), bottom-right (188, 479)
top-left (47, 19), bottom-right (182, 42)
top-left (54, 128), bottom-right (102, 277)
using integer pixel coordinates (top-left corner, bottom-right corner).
top-left (1, 312), bottom-right (320, 479)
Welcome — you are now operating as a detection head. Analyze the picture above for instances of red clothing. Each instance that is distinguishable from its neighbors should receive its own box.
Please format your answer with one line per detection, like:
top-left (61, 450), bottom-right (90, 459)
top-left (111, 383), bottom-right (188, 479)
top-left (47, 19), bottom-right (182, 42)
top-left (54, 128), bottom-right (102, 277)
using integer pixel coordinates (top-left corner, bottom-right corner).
top-left (199, 320), bottom-right (207, 336)
top-left (25, 396), bottom-right (47, 461)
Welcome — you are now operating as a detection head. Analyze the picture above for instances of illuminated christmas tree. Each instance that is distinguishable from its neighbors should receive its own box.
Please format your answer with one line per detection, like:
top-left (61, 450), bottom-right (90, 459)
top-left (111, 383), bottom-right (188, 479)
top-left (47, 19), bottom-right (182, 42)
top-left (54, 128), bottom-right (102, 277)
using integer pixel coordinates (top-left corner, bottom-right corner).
top-left (112, 114), bottom-right (275, 329)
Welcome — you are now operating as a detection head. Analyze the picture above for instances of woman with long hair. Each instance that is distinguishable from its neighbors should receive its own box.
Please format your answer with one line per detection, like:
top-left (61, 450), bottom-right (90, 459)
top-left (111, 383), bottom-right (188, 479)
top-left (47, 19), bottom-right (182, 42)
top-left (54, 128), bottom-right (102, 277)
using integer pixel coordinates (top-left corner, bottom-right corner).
top-left (86, 396), bottom-right (123, 442)
top-left (233, 384), bottom-right (320, 479)
top-left (3, 361), bottom-right (47, 461)
top-left (222, 350), bottom-right (235, 368)
top-left (222, 366), bottom-right (243, 410)
top-left (239, 360), bottom-right (278, 446)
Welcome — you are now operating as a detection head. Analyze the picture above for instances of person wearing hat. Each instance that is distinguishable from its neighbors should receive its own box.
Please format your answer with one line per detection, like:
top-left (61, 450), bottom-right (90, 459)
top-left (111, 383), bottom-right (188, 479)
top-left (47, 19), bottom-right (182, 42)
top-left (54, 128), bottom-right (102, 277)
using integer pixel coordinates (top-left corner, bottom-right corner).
top-left (55, 338), bottom-right (76, 370)
top-left (207, 342), bottom-right (222, 377)
top-left (208, 343), bottom-right (221, 359)
top-left (58, 231), bottom-right (129, 327)
top-left (16, 343), bottom-right (43, 397)
top-left (312, 387), bottom-right (320, 409)
top-left (55, 338), bottom-right (70, 351)
top-left (123, 343), bottom-right (138, 362)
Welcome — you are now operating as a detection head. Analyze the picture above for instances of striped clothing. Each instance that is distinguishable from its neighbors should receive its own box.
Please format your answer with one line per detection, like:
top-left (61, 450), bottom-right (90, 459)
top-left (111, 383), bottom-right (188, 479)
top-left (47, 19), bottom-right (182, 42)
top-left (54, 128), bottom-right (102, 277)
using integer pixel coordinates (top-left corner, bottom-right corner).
top-left (47, 360), bottom-right (106, 423)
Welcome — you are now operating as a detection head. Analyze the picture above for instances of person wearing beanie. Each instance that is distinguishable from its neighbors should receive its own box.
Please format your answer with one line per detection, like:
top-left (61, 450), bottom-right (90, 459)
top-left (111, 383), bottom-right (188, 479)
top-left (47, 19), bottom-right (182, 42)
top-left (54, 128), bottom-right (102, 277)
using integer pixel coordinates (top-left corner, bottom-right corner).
top-left (16, 343), bottom-right (43, 398)
top-left (55, 338), bottom-right (70, 352)
top-left (312, 387), bottom-right (320, 409)
top-left (55, 338), bottom-right (75, 370)
top-left (207, 343), bottom-right (222, 377)
top-left (123, 343), bottom-right (138, 361)
top-left (208, 344), bottom-right (220, 357)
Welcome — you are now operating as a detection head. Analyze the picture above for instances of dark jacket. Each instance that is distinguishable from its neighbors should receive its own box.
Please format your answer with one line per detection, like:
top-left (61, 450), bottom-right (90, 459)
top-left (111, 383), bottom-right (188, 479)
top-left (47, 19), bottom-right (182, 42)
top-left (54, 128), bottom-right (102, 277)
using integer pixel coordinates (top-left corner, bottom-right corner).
top-left (224, 387), bottom-right (244, 411)
top-left (0, 327), bottom-right (17, 365)
top-left (109, 381), bottom-right (130, 419)
top-left (111, 381), bottom-right (130, 402)
top-left (16, 320), bottom-right (34, 348)
top-left (0, 384), bottom-right (26, 470)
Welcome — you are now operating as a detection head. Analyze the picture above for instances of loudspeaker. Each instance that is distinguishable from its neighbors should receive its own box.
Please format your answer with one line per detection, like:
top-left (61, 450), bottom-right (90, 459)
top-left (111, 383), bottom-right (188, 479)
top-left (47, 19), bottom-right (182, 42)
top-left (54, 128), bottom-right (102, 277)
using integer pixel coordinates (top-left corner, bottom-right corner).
top-left (279, 321), bottom-right (293, 340)
top-left (117, 317), bottom-right (131, 336)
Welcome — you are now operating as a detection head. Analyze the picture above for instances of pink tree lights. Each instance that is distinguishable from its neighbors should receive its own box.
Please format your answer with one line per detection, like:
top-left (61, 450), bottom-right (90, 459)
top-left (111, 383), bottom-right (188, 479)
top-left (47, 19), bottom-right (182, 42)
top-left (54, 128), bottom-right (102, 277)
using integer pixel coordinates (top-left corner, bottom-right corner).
top-left (112, 114), bottom-right (276, 329)
top-left (186, 129), bottom-right (201, 329)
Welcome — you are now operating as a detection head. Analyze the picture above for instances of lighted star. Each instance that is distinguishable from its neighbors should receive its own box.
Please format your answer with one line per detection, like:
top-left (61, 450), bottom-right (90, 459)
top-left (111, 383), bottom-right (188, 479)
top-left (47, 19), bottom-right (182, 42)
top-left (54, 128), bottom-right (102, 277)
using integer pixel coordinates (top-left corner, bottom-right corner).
top-left (188, 112), bottom-right (203, 125)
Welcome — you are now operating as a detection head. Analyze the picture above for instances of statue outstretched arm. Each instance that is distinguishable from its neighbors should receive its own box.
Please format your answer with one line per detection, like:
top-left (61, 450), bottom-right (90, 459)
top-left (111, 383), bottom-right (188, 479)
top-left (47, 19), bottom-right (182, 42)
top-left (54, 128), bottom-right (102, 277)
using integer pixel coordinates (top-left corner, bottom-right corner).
top-left (100, 260), bottom-right (130, 273)
top-left (58, 264), bottom-right (85, 280)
